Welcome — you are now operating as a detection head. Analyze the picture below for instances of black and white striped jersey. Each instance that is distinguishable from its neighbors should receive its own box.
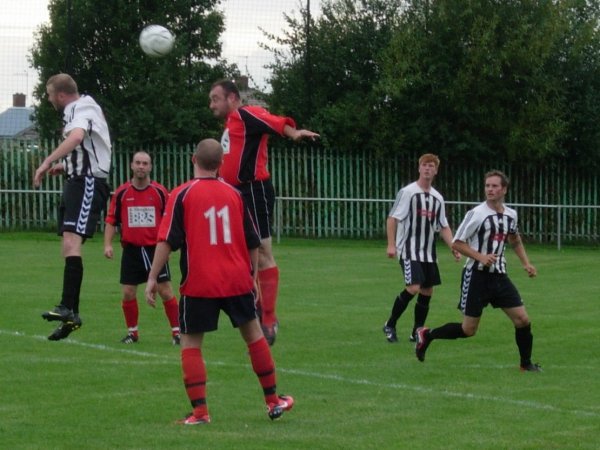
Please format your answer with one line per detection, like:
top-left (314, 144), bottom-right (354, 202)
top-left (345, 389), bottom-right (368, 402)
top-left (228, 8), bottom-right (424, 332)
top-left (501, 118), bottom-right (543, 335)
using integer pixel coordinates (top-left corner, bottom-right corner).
top-left (453, 202), bottom-right (518, 273)
top-left (389, 182), bottom-right (449, 262)
top-left (62, 95), bottom-right (112, 179)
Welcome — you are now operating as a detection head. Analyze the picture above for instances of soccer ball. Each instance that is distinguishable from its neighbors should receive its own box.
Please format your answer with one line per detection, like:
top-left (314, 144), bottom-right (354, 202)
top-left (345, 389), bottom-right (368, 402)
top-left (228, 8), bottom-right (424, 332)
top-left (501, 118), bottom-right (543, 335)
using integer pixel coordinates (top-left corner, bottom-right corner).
top-left (139, 25), bottom-right (175, 57)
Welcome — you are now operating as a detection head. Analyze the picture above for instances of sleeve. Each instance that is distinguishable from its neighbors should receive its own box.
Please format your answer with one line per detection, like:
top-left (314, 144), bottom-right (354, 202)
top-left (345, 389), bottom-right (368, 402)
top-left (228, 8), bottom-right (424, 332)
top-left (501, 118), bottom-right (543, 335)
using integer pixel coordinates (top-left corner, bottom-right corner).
top-left (104, 185), bottom-right (123, 226)
top-left (437, 197), bottom-right (449, 229)
top-left (241, 106), bottom-right (296, 137)
top-left (155, 182), bottom-right (169, 214)
top-left (453, 209), bottom-right (478, 243)
top-left (389, 188), bottom-right (410, 222)
top-left (508, 208), bottom-right (518, 234)
top-left (158, 186), bottom-right (186, 251)
top-left (64, 101), bottom-right (100, 135)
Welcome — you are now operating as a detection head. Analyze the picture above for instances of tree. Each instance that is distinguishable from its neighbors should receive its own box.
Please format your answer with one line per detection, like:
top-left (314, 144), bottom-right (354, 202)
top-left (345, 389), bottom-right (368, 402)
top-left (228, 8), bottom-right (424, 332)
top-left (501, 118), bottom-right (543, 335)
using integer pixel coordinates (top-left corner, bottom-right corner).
top-left (265, 0), bottom-right (600, 166)
top-left (377, 0), bottom-right (575, 161)
top-left (261, 0), bottom-right (403, 152)
top-left (30, 0), bottom-right (238, 146)
top-left (556, 0), bottom-right (600, 165)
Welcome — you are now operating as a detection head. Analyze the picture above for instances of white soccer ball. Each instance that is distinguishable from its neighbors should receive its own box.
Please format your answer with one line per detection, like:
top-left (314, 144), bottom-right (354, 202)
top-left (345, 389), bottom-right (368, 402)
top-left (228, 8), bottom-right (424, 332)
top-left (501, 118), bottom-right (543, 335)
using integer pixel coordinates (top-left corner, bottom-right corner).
top-left (139, 25), bottom-right (175, 57)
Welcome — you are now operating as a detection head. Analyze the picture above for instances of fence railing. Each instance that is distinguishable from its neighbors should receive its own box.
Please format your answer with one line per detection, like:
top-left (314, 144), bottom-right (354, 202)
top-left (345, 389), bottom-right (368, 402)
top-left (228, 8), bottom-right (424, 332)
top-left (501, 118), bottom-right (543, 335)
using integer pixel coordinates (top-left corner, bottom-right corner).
top-left (1, 139), bottom-right (599, 246)
top-left (275, 197), bottom-right (600, 250)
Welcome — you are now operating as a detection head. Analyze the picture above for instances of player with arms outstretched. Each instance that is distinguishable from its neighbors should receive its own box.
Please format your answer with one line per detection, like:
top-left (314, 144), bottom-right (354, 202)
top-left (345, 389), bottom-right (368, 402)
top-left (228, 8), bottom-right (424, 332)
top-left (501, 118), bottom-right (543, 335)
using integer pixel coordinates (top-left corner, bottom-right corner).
top-left (209, 79), bottom-right (319, 345)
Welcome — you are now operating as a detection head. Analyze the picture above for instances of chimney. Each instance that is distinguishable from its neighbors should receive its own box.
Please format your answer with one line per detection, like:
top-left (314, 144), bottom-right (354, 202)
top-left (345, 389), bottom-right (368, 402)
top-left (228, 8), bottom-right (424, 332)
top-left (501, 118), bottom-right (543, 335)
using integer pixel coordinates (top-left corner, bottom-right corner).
top-left (236, 76), bottom-right (249, 91)
top-left (13, 93), bottom-right (26, 107)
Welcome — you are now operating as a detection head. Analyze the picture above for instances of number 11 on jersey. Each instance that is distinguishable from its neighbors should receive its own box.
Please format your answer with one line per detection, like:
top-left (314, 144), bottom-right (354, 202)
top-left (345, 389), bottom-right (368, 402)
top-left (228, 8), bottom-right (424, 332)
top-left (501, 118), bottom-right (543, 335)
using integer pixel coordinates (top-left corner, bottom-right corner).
top-left (204, 206), bottom-right (231, 245)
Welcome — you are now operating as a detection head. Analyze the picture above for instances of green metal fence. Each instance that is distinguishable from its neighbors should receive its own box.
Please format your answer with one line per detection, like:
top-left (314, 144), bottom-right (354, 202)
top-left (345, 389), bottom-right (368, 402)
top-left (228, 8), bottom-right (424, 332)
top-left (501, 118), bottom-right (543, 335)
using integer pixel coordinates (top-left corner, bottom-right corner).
top-left (1, 139), bottom-right (598, 245)
top-left (270, 147), bottom-right (599, 245)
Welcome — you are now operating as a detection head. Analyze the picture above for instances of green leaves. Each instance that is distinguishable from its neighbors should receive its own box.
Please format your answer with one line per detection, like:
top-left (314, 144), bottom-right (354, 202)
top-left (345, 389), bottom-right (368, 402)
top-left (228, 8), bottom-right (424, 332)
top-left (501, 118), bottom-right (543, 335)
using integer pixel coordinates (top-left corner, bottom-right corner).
top-left (30, 0), bottom-right (235, 146)
top-left (264, 0), bottom-right (600, 167)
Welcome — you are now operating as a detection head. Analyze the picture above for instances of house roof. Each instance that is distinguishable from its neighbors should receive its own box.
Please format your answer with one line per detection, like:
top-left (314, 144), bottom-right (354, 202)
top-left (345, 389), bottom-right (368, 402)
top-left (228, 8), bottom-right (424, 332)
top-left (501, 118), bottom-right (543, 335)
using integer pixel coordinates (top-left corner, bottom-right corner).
top-left (0, 107), bottom-right (35, 138)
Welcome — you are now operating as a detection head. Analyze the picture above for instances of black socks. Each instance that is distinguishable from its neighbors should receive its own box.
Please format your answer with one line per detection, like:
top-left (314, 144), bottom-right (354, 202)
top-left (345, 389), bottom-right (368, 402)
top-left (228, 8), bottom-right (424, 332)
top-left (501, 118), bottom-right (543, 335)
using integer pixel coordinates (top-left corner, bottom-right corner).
top-left (61, 256), bottom-right (83, 313)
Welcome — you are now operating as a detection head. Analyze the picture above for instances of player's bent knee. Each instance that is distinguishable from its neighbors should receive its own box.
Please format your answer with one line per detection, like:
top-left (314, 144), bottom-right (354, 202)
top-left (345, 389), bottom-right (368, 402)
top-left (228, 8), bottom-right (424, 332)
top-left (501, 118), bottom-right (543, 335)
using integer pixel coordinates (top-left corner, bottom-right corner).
top-left (514, 317), bottom-right (530, 328)
top-left (462, 324), bottom-right (478, 337)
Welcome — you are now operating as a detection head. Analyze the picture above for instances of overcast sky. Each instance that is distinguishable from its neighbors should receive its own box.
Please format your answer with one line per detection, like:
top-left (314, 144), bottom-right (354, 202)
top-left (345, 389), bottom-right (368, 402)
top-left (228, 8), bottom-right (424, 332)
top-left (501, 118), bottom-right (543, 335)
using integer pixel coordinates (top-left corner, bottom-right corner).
top-left (0, 0), bottom-right (320, 112)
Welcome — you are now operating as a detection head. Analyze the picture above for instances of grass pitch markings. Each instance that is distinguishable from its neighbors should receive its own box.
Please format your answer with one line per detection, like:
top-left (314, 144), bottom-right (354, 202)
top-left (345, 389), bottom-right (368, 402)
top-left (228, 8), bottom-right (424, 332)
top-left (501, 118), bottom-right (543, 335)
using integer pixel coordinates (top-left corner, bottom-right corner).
top-left (4, 327), bottom-right (598, 418)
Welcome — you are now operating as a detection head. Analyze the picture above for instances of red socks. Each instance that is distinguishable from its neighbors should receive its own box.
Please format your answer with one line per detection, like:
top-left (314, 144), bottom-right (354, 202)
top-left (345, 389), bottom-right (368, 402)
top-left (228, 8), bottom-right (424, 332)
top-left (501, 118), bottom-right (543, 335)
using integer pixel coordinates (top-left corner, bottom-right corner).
top-left (258, 267), bottom-right (279, 326)
top-left (181, 347), bottom-right (208, 417)
top-left (122, 297), bottom-right (180, 338)
top-left (162, 296), bottom-right (180, 336)
top-left (181, 339), bottom-right (277, 417)
top-left (121, 299), bottom-right (139, 337)
top-left (248, 337), bottom-right (278, 405)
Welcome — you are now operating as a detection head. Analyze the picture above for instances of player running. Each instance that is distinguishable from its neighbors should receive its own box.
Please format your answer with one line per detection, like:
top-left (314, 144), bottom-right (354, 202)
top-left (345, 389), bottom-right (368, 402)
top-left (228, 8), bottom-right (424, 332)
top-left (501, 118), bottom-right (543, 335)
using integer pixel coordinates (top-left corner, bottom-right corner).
top-left (415, 170), bottom-right (541, 372)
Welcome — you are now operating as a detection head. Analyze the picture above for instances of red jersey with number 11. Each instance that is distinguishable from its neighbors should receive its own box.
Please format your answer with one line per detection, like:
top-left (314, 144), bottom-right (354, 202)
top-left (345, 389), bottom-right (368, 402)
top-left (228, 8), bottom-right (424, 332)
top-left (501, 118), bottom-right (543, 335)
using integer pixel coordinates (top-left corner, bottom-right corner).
top-left (158, 177), bottom-right (261, 298)
top-left (219, 105), bottom-right (296, 186)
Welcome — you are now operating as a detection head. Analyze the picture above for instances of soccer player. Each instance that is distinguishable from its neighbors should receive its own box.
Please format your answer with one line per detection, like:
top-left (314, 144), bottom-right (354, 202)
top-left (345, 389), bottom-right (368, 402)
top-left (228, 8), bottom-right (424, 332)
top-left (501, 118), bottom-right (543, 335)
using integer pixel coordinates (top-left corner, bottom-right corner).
top-left (208, 79), bottom-right (319, 345)
top-left (415, 170), bottom-right (541, 372)
top-left (383, 154), bottom-right (460, 343)
top-left (145, 138), bottom-right (294, 424)
top-left (104, 151), bottom-right (180, 344)
top-left (34, 73), bottom-right (111, 341)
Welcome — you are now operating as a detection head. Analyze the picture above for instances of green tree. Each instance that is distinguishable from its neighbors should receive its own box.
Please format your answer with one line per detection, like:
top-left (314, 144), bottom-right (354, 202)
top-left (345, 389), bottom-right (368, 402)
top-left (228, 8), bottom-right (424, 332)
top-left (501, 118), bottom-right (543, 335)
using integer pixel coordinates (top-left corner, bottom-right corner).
top-left (556, 0), bottom-right (600, 165)
top-left (265, 0), bottom-right (600, 166)
top-left (378, 0), bottom-right (572, 161)
top-left (379, 0), bottom-right (600, 164)
top-left (30, 0), bottom-right (238, 146)
top-left (262, 0), bottom-right (403, 152)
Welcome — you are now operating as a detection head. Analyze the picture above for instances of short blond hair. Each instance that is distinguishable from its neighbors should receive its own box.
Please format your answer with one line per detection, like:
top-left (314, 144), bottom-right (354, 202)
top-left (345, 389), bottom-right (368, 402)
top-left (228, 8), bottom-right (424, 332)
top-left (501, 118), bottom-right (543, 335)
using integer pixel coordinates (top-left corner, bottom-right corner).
top-left (46, 74), bottom-right (78, 95)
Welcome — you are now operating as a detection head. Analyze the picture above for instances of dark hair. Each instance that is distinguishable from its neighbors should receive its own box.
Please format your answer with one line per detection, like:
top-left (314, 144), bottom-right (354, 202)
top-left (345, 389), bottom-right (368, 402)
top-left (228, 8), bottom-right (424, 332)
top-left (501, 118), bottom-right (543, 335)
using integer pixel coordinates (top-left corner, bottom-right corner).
top-left (485, 170), bottom-right (509, 188)
top-left (211, 79), bottom-right (240, 100)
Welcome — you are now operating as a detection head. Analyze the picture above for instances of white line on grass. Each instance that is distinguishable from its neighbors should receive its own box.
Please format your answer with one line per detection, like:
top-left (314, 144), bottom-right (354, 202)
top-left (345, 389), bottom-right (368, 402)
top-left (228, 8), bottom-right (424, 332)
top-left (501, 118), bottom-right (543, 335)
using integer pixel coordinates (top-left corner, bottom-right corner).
top-left (1, 329), bottom-right (173, 360)
top-left (277, 367), bottom-right (599, 418)
top-left (3, 329), bottom-right (598, 418)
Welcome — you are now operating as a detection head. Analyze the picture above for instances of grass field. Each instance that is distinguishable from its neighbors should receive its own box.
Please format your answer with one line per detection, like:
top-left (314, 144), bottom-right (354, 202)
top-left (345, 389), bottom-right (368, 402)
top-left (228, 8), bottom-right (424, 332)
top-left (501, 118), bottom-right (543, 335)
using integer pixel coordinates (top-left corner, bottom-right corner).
top-left (1, 232), bottom-right (598, 449)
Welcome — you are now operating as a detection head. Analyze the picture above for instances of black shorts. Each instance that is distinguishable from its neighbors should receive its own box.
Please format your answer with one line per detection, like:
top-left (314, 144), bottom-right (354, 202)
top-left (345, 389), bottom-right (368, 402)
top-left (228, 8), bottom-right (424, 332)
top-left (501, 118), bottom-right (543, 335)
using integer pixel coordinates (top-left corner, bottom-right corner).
top-left (179, 292), bottom-right (258, 334)
top-left (58, 176), bottom-right (110, 238)
top-left (400, 259), bottom-right (441, 288)
top-left (120, 244), bottom-right (170, 285)
top-left (237, 179), bottom-right (275, 239)
top-left (457, 267), bottom-right (523, 317)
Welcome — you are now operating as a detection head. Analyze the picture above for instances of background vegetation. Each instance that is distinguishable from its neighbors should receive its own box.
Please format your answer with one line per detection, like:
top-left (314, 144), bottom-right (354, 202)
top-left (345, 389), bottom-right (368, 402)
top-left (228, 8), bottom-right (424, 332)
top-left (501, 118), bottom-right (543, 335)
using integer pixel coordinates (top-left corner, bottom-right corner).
top-left (28, 0), bottom-right (600, 164)
top-left (265, 0), bottom-right (600, 166)
top-left (30, 0), bottom-right (237, 146)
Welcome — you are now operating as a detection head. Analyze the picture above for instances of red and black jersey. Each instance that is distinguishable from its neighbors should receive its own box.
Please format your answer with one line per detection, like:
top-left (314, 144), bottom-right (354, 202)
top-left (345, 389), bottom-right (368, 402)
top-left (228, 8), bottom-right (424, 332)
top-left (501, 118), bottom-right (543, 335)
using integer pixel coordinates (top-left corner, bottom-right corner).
top-left (158, 177), bottom-right (261, 298)
top-left (219, 105), bottom-right (296, 186)
top-left (105, 180), bottom-right (168, 247)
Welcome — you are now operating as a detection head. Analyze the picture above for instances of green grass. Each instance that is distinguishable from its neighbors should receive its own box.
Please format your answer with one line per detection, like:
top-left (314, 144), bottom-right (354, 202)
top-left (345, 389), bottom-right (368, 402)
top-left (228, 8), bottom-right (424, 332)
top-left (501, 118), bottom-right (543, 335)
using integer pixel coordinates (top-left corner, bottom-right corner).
top-left (1, 232), bottom-right (598, 449)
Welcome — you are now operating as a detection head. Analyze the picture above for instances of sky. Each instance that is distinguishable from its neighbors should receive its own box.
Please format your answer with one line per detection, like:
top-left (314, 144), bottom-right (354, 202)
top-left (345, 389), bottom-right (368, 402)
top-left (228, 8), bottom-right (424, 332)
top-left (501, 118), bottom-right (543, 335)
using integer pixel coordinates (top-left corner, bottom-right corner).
top-left (0, 0), bottom-right (320, 112)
